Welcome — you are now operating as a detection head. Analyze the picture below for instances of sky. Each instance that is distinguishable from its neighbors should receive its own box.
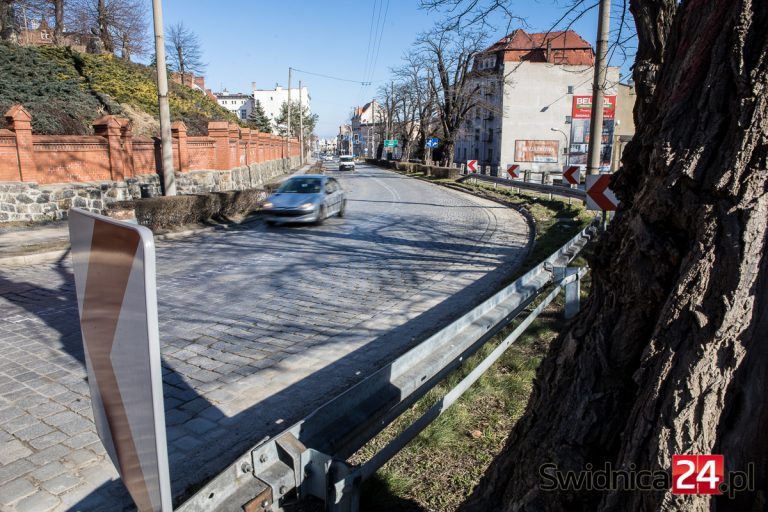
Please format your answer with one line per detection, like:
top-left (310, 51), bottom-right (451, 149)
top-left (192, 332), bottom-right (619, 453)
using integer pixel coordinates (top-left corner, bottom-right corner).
top-left (157, 1), bottom-right (633, 139)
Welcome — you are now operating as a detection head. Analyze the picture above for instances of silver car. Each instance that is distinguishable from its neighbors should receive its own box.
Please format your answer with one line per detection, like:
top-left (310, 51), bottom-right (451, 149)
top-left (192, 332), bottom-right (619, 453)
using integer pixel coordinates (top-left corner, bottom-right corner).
top-left (262, 175), bottom-right (347, 225)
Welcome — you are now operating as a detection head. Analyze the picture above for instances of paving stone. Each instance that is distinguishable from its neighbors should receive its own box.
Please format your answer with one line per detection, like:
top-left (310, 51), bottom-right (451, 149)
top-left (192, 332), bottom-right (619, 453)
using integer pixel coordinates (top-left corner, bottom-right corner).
top-left (0, 439), bottom-right (32, 465)
top-left (28, 444), bottom-right (69, 466)
top-left (13, 489), bottom-right (60, 512)
top-left (0, 477), bottom-right (36, 506)
top-left (62, 431), bottom-right (99, 450)
top-left (184, 417), bottom-right (217, 435)
top-left (31, 461), bottom-right (67, 482)
top-left (41, 474), bottom-right (80, 495)
top-left (0, 459), bottom-right (34, 485)
top-left (14, 422), bottom-right (54, 441)
top-left (62, 448), bottom-right (99, 467)
top-left (28, 430), bottom-right (67, 450)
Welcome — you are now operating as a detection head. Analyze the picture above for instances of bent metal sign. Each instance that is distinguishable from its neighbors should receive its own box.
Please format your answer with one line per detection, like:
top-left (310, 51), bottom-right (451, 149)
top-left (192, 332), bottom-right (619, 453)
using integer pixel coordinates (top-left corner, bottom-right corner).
top-left (69, 208), bottom-right (171, 512)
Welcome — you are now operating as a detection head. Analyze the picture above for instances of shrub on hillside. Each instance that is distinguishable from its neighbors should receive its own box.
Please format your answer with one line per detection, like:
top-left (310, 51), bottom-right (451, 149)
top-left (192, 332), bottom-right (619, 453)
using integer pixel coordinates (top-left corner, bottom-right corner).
top-left (0, 43), bottom-right (238, 136)
top-left (0, 44), bottom-right (108, 134)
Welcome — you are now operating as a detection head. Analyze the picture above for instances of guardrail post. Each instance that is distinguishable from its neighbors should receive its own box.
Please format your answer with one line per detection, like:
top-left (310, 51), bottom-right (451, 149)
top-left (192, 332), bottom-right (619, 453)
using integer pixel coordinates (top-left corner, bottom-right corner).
top-left (564, 267), bottom-right (580, 319)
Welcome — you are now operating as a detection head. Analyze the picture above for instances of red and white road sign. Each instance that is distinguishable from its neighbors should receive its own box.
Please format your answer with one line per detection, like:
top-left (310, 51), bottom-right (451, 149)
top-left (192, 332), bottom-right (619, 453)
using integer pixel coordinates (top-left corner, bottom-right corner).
top-left (563, 165), bottom-right (581, 185)
top-left (466, 159), bottom-right (478, 173)
top-left (506, 164), bottom-right (520, 178)
top-left (586, 174), bottom-right (619, 211)
top-left (69, 209), bottom-right (171, 512)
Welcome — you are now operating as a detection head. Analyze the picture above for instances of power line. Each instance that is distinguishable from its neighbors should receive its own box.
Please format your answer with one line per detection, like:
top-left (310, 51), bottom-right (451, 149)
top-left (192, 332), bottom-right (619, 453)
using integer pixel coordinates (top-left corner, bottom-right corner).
top-left (291, 68), bottom-right (373, 86)
top-left (367, 0), bottom-right (390, 86)
top-left (362, 0), bottom-right (380, 87)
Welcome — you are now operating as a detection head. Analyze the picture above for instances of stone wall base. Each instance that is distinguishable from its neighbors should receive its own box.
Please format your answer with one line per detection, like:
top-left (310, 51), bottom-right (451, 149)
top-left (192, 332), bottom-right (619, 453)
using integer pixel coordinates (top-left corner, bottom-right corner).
top-left (0, 157), bottom-right (300, 222)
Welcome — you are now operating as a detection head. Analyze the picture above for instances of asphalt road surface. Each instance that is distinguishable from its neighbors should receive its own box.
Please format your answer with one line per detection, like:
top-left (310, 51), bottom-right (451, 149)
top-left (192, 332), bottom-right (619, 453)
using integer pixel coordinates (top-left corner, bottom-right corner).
top-left (0, 163), bottom-right (530, 511)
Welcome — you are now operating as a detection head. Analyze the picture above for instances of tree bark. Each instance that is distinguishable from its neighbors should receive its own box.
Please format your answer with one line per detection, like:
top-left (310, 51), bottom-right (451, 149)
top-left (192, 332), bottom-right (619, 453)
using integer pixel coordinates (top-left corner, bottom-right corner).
top-left (461, 0), bottom-right (768, 510)
top-left (53, 0), bottom-right (63, 44)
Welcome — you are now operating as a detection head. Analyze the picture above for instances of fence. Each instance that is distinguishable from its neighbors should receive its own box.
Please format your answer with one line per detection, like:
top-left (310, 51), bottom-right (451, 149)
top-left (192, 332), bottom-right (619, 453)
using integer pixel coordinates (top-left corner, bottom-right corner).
top-left (0, 105), bottom-right (298, 185)
top-left (177, 222), bottom-right (596, 512)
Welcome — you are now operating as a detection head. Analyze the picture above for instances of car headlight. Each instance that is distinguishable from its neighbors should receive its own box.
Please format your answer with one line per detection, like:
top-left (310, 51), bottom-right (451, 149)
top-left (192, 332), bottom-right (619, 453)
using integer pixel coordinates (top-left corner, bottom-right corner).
top-left (300, 202), bottom-right (315, 210)
top-left (262, 202), bottom-right (273, 209)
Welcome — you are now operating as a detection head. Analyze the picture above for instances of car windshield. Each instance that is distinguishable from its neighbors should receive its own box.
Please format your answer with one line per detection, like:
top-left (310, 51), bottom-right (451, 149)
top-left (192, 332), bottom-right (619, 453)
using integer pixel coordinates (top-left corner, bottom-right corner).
top-left (276, 177), bottom-right (322, 194)
top-left (340, 156), bottom-right (353, 162)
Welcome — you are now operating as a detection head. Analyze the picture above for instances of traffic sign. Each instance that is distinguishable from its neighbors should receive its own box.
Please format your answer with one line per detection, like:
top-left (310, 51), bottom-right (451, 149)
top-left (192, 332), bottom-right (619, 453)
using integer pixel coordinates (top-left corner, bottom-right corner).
top-left (466, 160), bottom-right (478, 172)
top-left (426, 137), bottom-right (439, 149)
top-left (586, 174), bottom-right (618, 211)
top-left (563, 165), bottom-right (581, 185)
top-left (69, 209), bottom-right (172, 512)
top-left (384, 139), bottom-right (399, 148)
top-left (506, 164), bottom-right (520, 179)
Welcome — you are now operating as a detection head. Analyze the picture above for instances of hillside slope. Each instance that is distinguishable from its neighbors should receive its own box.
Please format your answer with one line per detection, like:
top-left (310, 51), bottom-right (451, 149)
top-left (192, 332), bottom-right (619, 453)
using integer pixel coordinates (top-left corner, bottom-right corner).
top-left (0, 43), bottom-right (238, 136)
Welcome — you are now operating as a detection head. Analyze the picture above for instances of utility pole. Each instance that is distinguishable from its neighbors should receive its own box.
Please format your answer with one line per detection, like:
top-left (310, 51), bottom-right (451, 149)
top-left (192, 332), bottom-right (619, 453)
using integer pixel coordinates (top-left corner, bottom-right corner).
top-left (151, 0), bottom-right (176, 195)
top-left (287, 67), bottom-right (292, 162)
top-left (586, 0), bottom-right (610, 177)
top-left (299, 80), bottom-right (304, 165)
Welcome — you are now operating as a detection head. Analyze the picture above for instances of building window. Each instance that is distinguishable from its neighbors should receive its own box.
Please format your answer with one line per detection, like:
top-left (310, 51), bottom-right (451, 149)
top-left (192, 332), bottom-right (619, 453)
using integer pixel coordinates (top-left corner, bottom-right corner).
top-left (474, 129), bottom-right (480, 141)
top-left (567, 85), bottom-right (574, 94)
top-left (565, 115), bottom-right (572, 124)
top-left (487, 129), bottom-right (493, 143)
top-left (487, 148), bottom-right (493, 160)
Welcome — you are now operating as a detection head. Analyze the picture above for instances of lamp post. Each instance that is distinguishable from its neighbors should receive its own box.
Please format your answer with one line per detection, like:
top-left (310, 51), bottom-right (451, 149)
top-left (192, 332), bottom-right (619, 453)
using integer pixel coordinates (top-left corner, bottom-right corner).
top-left (551, 127), bottom-right (569, 166)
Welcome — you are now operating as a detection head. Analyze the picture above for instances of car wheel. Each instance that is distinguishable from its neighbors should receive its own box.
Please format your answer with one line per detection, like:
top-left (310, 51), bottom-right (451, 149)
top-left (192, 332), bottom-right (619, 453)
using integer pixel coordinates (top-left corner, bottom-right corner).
top-left (315, 206), bottom-right (326, 225)
top-left (338, 200), bottom-right (346, 217)
top-left (266, 220), bottom-right (276, 226)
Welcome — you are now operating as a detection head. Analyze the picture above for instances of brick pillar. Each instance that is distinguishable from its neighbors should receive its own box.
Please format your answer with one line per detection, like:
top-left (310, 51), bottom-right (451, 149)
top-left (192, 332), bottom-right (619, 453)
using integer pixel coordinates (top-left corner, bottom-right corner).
top-left (4, 105), bottom-right (35, 181)
top-left (229, 123), bottom-right (241, 167)
top-left (258, 133), bottom-right (266, 163)
top-left (118, 118), bottom-right (135, 178)
top-left (93, 115), bottom-right (124, 181)
top-left (208, 121), bottom-right (230, 170)
top-left (171, 121), bottom-right (188, 172)
top-left (240, 128), bottom-right (252, 165)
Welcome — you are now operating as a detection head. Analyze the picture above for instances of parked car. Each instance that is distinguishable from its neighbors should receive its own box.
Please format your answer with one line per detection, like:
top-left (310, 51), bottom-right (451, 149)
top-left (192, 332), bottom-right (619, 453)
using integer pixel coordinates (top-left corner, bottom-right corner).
top-left (338, 155), bottom-right (355, 171)
top-left (261, 175), bottom-right (347, 225)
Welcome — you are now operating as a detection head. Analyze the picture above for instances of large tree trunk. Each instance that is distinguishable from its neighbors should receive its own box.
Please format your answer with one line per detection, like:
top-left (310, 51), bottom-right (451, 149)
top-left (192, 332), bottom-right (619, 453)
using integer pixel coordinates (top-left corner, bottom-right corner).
top-left (97, 0), bottom-right (113, 52)
top-left (462, 0), bottom-right (768, 510)
top-left (0, 0), bottom-right (18, 43)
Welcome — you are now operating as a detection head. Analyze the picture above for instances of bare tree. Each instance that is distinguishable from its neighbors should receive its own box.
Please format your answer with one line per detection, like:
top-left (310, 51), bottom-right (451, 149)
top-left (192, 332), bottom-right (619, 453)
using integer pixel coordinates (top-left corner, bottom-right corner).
top-left (67, 0), bottom-right (148, 58)
top-left (390, 52), bottom-right (436, 162)
top-left (394, 1), bottom-right (768, 510)
top-left (416, 24), bottom-right (485, 166)
top-left (165, 21), bottom-right (205, 86)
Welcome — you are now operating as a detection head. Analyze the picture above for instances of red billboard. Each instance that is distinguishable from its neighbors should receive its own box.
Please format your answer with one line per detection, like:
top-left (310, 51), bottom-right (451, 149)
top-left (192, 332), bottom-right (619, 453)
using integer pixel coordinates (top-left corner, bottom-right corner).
top-left (572, 95), bottom-right (616, 119)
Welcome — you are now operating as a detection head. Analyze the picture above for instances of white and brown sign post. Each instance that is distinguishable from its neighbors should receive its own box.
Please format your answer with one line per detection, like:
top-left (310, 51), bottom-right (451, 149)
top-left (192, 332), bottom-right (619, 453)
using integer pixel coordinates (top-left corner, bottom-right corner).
top-left (69, 208), bottom-right (171, 512)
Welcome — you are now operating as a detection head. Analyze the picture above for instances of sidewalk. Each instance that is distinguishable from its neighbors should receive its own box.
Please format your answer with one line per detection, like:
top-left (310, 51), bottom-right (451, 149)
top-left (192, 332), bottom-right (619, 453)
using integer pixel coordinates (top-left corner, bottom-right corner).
top-left (0, 162), bottom-right (315, 267)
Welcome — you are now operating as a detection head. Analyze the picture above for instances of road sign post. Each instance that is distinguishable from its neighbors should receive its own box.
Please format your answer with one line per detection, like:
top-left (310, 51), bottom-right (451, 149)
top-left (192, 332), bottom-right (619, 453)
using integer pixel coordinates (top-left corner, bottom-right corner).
top-left (585, 174), bottom-right (618, 211)
top-left (506, 164), bottom-right (520, 179)
top-left (69, 209), bottom-right (171, 512)
top-left (563, 165), bottom-right (581, 186)
top-left (425, 137), bottom-right (439, 149)
top-left (466, 160), bottom-right (478, 173)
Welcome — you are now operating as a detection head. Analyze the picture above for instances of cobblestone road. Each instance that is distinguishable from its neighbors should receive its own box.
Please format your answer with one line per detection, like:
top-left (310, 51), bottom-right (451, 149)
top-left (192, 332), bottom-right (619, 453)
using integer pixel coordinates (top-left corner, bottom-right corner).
top-left (0, 165), bottom-right (530, 511)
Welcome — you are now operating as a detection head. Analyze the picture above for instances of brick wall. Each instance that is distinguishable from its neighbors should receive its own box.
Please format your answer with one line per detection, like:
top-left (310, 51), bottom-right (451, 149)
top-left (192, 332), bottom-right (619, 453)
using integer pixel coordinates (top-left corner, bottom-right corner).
top-left (0, 105), bottom-right (301, 222)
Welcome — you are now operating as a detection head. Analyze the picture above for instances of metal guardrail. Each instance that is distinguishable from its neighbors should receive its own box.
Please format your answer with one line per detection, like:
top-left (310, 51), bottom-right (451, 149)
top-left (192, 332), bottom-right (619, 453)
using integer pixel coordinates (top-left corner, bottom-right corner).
top-left (462, 173), bottom-right (587, 200)
top-left (177, 223), bottom-right (596, 512)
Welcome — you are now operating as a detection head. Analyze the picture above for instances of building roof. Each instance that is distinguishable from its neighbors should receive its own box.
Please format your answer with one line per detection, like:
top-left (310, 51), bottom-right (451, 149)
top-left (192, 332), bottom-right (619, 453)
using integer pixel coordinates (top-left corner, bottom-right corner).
top-left (483, 29), bottom-right (594, 66)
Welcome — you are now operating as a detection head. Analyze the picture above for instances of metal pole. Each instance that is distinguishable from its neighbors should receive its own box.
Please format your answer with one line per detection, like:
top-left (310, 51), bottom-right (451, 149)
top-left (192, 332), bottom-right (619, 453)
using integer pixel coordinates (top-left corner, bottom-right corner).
top-left (586, 0), bottom-right (610, 177)
top-left (299, 80), bottom-right (304, 166)
top-left (151, 0), bottom-right (176, 196)
top-left (287, 67), bottom-right (292, 163)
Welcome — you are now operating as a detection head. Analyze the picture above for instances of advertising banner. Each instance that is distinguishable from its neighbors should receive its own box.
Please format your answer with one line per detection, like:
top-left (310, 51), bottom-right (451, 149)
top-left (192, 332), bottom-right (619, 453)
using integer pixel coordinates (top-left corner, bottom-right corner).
top-left (514, 140), bottom-right (559, 163)
top-left (569, 95), bottom-right (617, 169)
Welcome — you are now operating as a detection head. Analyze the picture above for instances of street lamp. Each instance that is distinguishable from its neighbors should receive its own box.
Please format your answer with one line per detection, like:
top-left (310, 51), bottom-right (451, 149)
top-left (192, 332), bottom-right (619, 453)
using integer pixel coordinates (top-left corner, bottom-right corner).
top-left (551, 127), bottom-right (569, 166)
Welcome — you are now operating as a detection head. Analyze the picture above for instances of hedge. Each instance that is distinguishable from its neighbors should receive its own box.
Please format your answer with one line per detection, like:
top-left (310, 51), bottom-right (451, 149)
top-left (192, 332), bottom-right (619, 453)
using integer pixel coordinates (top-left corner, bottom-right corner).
top-left (114, 189), bottom-right (266, 232)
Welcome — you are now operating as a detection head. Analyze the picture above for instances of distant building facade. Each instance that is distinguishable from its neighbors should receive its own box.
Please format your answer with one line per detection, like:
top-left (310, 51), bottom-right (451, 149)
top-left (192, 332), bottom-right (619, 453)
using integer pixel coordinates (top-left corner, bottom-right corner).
top-left (18, 18), bottom-right (89, 52)
top-left (455, 29), bottom-right (629, 174)
top-left (351, 100), bottom-right (386, 158)
top-left (251, 83), bottom-right (310, 131)
top-left (213, 90), bottom-right (253, 121)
